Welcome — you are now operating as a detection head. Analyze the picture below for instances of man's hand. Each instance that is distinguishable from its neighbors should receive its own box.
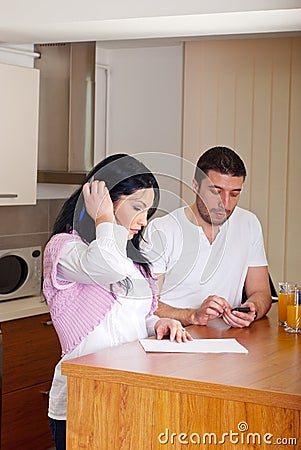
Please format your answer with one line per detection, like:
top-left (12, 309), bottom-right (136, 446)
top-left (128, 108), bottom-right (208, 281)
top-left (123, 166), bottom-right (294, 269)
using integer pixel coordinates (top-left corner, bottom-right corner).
top-left (222, 301), bottom-right (257, 328)
top-left (190, 295), bottom-right (231, 325)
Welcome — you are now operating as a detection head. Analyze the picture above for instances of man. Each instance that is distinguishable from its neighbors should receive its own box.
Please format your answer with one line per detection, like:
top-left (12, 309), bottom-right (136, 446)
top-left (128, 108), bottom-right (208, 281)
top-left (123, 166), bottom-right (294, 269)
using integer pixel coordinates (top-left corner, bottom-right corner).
top-left (142, 146), bottom-right (271, 328)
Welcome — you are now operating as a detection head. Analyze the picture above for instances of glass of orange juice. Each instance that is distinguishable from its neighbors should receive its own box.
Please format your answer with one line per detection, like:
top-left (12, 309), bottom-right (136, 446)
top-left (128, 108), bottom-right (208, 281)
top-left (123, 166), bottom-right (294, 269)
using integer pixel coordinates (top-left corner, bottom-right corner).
top-left (285, 286), bottom-right (301, 333)
top-left (278, 282), bottom-right (296, 326)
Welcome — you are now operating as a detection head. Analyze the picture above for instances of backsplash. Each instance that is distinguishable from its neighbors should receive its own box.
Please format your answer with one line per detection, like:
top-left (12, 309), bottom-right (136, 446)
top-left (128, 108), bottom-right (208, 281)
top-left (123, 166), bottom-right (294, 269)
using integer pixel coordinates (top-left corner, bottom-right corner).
top-left (0, 199), bottom-right (65, 251)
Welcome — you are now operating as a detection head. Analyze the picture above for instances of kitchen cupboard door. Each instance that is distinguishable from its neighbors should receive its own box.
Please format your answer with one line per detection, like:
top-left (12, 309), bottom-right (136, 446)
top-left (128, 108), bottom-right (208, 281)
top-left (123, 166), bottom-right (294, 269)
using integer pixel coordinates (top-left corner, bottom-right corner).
top-left (1, 313), bottom-right (61, 394)
top-left (0, 313), bottom-right (61, 449)
top-left (0, 62), bottom-right (39, 205)
top-left (1, 381), bottom-right (53, 450)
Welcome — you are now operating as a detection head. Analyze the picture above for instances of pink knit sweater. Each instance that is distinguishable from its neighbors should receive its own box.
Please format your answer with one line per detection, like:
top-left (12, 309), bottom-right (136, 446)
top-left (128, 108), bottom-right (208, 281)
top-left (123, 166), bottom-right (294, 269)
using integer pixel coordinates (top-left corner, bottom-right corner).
top-left (43, 232), bottom-right (158, 355)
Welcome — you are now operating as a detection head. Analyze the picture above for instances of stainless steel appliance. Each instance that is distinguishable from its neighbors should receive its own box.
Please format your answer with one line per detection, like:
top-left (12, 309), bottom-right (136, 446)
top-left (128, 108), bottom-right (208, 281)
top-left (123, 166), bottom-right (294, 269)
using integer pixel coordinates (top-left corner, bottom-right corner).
top-left (0, 246), bottom-right (41, 301)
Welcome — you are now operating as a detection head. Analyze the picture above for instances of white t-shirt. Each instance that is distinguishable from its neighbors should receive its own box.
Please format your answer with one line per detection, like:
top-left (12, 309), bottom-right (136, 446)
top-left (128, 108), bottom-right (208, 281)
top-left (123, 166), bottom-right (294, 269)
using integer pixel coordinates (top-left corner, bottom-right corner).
top-left (48, 223), bottom-right (158, 420)
top-left (141, 206), bottom-right (268, 309)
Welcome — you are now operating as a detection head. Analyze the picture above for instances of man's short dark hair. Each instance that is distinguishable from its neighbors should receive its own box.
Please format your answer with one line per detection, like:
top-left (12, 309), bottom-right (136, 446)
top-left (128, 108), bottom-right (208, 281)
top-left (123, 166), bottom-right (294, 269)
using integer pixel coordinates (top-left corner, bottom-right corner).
top-left (194, 146), bottom-right (247, 185)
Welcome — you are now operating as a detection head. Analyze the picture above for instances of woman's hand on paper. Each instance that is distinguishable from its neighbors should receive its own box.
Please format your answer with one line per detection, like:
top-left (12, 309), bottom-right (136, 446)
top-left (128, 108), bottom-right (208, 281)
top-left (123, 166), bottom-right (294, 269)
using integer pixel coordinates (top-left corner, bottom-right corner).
top-left (155, 318), bottom-right (193, 343)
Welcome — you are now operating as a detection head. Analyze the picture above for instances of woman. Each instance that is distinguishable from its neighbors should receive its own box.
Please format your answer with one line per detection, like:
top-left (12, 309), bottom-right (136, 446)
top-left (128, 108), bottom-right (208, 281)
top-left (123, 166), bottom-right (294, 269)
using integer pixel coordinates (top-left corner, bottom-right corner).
top-left (43, 154), bottom-right (191, 450)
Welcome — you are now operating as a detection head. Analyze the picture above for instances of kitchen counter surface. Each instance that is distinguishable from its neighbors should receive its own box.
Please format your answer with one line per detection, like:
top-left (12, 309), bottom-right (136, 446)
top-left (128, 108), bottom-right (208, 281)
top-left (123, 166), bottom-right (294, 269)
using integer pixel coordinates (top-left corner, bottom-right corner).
top-left (0, 295), bottom-right (49, 322)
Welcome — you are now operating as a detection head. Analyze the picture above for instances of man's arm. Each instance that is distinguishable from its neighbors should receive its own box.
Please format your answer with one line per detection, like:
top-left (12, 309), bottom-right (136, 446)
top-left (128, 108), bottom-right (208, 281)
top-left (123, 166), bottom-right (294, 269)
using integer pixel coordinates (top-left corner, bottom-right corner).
top-left (154, 274), bottom-right (194, 324)
top-left (154, 274), bottom-right (230, 326)
top-left (156, 299), bottom-right (200, 327)
top-left (222, 266), bottom-right (272, 328)
top-left (243, 265), bottom-right (272, 319)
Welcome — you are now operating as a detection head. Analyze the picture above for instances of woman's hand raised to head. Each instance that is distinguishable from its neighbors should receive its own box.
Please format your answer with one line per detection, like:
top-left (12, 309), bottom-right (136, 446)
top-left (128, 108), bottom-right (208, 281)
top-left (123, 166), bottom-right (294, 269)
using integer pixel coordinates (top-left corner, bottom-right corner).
top-left (82, 180), bottom-right (115, 225)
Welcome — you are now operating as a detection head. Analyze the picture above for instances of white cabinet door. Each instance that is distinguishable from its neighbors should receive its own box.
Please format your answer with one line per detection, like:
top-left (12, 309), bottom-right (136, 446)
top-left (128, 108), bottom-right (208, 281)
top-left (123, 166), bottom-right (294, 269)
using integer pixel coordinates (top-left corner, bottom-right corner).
top-left (0, 63), bottom-right (39, 205)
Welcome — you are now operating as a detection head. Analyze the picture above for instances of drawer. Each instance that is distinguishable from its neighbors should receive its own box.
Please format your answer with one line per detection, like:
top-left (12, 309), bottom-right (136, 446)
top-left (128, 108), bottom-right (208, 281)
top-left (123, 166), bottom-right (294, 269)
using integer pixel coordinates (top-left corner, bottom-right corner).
top-left (1, 313), bottom-right (61, 393)
top-left (1, 380), bottom-right (54, 450)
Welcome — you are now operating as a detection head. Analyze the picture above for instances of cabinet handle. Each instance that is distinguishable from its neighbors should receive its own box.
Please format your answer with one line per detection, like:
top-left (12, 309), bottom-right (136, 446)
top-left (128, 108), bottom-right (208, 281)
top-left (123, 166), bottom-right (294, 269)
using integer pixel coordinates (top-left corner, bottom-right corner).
top-left (41, 320), bottom-right (53, 326)
top-left (0, 193), bottom-right (18, 198)
top-left (40, 390), bottom-right (50, 396)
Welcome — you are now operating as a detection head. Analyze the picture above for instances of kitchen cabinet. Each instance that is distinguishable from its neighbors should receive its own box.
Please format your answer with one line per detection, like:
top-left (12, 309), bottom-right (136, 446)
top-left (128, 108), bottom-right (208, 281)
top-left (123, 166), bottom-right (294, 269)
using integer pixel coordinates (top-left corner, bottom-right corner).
top-left (0, 62), bottom-right (39, 205)
top-left (1, 313), bottom-right (61, 449)
top-left (35, 42), bottom-right (94, 181)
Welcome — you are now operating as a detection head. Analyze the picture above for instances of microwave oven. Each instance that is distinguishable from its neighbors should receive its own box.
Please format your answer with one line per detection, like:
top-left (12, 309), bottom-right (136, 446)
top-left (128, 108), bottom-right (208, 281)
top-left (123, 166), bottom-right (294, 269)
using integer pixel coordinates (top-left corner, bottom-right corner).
top-left (0, 246), bottom-right (42, 301)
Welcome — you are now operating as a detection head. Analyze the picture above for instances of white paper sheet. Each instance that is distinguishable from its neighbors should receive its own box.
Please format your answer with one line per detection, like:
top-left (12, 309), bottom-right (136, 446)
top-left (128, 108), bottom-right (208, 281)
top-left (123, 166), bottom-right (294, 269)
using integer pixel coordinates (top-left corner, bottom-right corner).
top-left (139, 338), bottom-right (248, 354)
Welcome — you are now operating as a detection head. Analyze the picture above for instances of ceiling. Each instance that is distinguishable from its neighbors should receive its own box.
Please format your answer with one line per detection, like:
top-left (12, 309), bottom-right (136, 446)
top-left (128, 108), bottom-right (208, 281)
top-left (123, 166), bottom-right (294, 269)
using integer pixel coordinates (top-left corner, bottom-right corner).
top-left (1, 0), bottom-right (301, 45)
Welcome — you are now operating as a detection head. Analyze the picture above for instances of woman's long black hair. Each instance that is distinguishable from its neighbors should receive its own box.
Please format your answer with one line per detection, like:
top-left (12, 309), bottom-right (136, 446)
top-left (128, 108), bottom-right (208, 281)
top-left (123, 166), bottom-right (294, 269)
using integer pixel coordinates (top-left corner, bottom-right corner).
top-left (51, 153), bottom-right (160, 277)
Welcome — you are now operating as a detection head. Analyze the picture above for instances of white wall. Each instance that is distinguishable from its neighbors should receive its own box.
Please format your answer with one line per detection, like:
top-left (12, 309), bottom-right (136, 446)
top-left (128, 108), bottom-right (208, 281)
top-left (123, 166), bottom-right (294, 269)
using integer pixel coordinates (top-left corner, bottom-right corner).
top-left (95, 43), bottom-right (184, 214)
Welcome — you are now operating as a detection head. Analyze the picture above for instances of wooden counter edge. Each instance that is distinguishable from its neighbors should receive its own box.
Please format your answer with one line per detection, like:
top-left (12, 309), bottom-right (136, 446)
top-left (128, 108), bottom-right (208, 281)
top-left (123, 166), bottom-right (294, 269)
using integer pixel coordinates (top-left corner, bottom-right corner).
top-left (62, 361), bottom-right (300, 411)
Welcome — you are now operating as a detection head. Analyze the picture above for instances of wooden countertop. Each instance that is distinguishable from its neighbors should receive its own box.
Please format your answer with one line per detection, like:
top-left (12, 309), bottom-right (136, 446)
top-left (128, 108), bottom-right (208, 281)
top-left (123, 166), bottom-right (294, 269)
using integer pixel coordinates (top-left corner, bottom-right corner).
top-left (63, 304), bottom-right (301, 410)
top-left (0, 295), bottom-right (49, 322)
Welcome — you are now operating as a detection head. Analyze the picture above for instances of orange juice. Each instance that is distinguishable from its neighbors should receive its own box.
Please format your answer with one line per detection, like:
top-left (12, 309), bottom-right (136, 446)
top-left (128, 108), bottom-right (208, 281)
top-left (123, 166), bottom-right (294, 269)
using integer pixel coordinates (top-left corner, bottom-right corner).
top-left (286, 305), bottom-right (301, 331)
top-left (287, 292), bottom-right (295, 305)
top-left (278, 292), bottom-right (288, 324)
